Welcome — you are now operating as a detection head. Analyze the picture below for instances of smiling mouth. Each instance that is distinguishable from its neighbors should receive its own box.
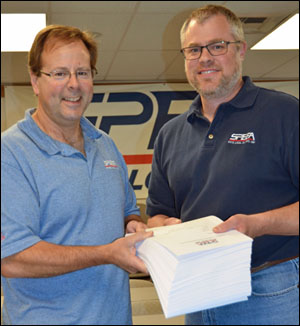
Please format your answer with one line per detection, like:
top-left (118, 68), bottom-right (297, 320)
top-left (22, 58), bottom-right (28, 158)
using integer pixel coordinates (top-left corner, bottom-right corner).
top-left (62, 96), bottom-right (81, 102)
top-left (199, 70), bottom-right (218, 75)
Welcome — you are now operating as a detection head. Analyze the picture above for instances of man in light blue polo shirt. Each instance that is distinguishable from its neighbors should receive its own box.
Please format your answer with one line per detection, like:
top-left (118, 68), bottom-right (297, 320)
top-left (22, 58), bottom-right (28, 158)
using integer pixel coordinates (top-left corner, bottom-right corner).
top-left (1, 25), bottom-right (152, 325)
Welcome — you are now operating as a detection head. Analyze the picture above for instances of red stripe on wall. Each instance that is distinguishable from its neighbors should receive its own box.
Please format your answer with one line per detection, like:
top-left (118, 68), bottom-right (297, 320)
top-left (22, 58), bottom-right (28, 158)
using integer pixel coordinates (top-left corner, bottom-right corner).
top-left (123, 154), bottom-right (153, 165)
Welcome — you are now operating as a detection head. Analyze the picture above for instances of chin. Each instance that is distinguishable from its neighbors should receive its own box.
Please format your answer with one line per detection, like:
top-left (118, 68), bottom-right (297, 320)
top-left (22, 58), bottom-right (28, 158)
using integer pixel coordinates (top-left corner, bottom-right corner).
top-left (61, 111), bottom-right (84, 123)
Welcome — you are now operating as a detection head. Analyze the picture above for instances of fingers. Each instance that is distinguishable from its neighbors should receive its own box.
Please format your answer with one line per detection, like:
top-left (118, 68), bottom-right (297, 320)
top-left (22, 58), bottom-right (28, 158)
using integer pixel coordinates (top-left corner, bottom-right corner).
top-left (122, 231), bottom-right (153, 273)
top-left (164, 217), bottom-right (182, 226)
top-left (130, 231), bottom-right (153, 274)
top-left (213, 217), bottom-right (237, 233)
top-left (213, 215), bottom-right (252, 236)
top-left (130, 256), bottom-right (149, 274)
top-left (134, 222), bottom-right (148, 232)
top-left (126, 220), bottom-right (148, 233)
top-left (213, 222), bottom-right (230, 233)
top-left (129, 230), bottom-right (153, 244)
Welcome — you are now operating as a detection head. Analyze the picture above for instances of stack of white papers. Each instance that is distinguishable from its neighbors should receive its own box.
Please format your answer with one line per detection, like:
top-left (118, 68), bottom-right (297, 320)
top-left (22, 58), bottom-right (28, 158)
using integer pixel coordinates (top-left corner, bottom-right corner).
top-left (136, 216), bottom-right (253, 318)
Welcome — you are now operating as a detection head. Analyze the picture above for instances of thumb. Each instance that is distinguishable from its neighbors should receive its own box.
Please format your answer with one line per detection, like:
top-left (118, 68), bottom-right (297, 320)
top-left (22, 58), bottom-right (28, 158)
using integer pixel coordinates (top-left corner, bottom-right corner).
top-left (213, 220), bottom-right (234, 233)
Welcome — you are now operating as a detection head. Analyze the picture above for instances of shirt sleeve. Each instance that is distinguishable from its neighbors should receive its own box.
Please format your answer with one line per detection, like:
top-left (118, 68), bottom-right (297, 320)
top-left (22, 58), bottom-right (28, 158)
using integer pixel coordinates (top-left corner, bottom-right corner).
top-left (123, 161), bottom-right (140, 218)
top-left (146, 131), bottom-right (178, 218)
top-left (1, 156), bottom-right (41, 259)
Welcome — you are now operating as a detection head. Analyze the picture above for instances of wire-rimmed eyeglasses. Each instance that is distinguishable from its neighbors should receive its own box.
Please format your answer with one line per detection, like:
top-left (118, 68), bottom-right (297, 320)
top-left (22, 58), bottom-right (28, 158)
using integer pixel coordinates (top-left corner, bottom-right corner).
top-left (181, 40), bottom-right (241, 60)
top-left (39, 68), bottom-right (98, 81)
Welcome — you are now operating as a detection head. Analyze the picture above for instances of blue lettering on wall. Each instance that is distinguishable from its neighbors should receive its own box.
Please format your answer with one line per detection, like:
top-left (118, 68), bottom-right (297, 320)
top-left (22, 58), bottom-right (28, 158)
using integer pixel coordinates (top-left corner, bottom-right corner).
top-left (148, 91), bottom-right (196, 149)
top-left (98, 92), bottom-right (153, 134)
top-left (89, 91), bottom-right (196, 149)
top-left (87, 93), bottom-right (105, 125)
top-left (129, 169), bottom-right (143, 190)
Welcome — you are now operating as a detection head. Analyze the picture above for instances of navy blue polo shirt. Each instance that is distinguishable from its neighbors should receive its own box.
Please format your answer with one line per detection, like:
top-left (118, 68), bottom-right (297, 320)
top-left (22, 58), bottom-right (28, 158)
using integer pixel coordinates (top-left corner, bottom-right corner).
top-left (147, 76), bottom-right (299, 268)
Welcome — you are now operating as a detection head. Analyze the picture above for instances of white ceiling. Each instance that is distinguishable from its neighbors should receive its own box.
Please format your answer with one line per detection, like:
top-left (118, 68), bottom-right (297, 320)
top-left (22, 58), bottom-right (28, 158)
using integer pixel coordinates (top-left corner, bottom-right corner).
top-left (1, 1), bottom-right (299, 85)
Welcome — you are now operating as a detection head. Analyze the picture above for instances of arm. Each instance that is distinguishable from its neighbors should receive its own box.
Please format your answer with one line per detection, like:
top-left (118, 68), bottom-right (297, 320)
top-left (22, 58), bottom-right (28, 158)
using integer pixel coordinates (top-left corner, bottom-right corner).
top-left (213, 202), bottom-right (299, 238)
top-left (147, 214), bottom-right (181, 228)
top-left (1, 231), bottom-right (153, 278)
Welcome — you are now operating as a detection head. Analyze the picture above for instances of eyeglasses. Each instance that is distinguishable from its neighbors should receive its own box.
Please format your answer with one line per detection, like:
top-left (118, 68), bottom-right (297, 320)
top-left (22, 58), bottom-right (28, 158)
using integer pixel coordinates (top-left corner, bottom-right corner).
top-left (181, 41), bottom-right (241, 60)
top-left (39, 68), bottom-right (97, 81)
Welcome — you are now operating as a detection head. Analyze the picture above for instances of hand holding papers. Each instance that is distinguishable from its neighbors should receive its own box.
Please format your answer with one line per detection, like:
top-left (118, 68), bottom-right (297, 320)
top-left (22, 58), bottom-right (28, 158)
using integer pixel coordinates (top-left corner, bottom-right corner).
top-left (136, 216), bottom-right (253, 318)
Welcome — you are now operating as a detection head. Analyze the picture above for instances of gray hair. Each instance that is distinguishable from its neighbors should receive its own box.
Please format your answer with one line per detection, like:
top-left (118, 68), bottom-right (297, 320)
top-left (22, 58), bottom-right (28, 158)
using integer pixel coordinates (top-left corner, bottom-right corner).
top-left (180, 5), bottom-right (244, 46)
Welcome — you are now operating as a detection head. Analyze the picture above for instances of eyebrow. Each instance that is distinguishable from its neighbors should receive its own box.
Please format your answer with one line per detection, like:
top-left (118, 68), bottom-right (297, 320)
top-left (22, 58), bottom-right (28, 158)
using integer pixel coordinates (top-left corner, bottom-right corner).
top-left (47, 66), bottom-right (91, 71)
top-left (186, 39), bottom-right (224, 47)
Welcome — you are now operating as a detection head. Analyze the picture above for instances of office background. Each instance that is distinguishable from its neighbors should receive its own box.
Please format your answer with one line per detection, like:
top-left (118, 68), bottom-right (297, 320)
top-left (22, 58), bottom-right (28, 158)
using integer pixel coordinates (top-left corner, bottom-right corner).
top-left (1, 1), bottom-right (299, 324)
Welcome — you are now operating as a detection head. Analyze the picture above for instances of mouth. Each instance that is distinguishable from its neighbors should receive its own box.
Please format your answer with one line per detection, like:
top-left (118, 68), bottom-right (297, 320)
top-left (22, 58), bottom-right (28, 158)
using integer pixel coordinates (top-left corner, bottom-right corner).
top-left (198, 69), bottom-right (219, 75)
top-left (62, 96), bottom-right (81, 104)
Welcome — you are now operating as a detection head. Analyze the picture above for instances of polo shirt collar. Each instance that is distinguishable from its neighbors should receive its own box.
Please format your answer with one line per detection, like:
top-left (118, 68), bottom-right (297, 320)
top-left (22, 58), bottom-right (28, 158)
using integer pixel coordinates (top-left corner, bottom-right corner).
top-left (187, 76), bottom-right (259, 123)
top-left (18, 108), bottom-right (102, 156)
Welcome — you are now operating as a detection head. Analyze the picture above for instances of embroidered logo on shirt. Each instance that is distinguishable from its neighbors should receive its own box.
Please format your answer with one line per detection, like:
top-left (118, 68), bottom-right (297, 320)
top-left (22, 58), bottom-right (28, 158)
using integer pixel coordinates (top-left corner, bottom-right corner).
top-left (228, 132), bottom-right (255, 144)
top-left (1, 232), bottom-right (5, 241)
top-left (104, 160), bottom-right (118, 169)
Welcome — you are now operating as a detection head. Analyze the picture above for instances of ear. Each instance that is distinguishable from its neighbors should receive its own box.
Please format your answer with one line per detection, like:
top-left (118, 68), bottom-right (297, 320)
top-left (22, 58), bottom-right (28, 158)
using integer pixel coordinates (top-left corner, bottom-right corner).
top-left (239, 41), bottom-right (247, 61)
top-left (30, 71), bottom-right (40, 96)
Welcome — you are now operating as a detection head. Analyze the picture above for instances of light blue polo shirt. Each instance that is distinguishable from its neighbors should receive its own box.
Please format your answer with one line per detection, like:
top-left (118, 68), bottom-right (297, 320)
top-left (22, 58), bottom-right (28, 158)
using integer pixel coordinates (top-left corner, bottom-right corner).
top-left (1, 108), bottom-right (140, 325)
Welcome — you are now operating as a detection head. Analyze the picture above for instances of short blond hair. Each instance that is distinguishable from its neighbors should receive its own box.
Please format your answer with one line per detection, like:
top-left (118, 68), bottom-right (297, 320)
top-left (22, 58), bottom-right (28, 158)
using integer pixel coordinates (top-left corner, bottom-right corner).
top-left (180, 5), bottom-right (244, 45)
top-left (28, 25), bottom-right (98, 76)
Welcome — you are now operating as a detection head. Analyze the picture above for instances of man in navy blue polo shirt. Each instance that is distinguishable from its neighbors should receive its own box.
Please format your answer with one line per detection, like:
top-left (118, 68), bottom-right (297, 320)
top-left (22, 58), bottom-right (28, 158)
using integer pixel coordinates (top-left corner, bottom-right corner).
top-left (146, 5), bottom-right (299, 325)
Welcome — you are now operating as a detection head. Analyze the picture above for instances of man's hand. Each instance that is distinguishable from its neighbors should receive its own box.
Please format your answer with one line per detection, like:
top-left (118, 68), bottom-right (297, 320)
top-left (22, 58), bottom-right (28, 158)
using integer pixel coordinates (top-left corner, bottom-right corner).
top-left (147, 214), bottom-right (182, 228)
top-left (213, 203), bottom-right (299, 238)
top-left (163, 217), bottom-right (182, 226)
top-left (213, 214), bottom-right (259, 238)
top-left (126, 220), bottom-right (148, 233)
top-left (125, 214), bottom-right (147, 233)
top-left (108, 231), bottom-right (153, 274)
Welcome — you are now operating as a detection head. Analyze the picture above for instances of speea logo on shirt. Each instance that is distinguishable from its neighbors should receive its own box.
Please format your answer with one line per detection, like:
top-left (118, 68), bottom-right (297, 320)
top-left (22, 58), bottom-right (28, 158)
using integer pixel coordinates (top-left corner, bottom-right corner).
top-left (228, 132), bottom-right (255, 144)
top-left (104, 160), bottom-right (118, 169)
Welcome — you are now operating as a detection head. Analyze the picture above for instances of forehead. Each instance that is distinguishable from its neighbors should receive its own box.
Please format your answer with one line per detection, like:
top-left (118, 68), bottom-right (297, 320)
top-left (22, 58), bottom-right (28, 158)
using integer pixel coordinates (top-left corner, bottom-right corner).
top-left (41, 38), bottom-right (90, 66)
top-left (184, 14), bottom-right (233, 46)
top-left (43, 37), bottom-right (88, 54)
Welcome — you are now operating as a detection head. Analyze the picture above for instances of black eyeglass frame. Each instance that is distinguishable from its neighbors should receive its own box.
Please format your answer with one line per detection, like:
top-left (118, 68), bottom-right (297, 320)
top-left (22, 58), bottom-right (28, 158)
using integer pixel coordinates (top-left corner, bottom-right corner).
top-left (180, 40), bottom-right (241, 60)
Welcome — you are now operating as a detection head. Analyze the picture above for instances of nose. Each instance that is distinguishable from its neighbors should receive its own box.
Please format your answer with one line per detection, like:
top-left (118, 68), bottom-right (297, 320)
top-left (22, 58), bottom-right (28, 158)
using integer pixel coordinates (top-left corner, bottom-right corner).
top-left (67, 72), bottom-right (80, 88)
top-left (198, 47), bottom-right (213, 63)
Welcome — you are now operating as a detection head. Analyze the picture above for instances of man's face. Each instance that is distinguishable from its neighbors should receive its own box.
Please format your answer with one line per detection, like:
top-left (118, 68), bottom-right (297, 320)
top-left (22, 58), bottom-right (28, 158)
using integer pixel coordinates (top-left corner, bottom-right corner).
top-left (30, 39), bottom-right (93, 126)
top-left (183, 14), bottom-right (246, 100)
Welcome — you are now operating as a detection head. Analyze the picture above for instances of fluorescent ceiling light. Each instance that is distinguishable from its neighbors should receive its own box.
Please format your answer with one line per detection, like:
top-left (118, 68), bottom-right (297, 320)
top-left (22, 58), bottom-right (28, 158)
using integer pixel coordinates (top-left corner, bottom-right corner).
top-left (1, 14), bottom-right (46, 52)
top-left (251, 13), bottom-right (299, 50)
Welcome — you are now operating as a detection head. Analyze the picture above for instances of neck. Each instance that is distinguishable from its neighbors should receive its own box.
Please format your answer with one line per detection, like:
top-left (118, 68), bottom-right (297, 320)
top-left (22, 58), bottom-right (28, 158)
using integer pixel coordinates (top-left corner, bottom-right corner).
top-left (32, 109), bottom-right (86, 155)
top-left (200, 78), bottom-right (244, 123)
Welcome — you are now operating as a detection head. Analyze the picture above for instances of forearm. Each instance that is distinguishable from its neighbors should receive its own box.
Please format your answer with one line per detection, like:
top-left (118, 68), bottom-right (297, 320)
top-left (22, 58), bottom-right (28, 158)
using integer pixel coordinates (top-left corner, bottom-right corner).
top-left (1, 230), bottom-right (153, 278)
top-left (1, 240), bottom-right (111, 278)
top-left (256, 201), bottom-right (299, 236)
